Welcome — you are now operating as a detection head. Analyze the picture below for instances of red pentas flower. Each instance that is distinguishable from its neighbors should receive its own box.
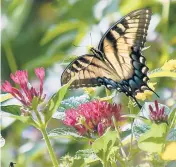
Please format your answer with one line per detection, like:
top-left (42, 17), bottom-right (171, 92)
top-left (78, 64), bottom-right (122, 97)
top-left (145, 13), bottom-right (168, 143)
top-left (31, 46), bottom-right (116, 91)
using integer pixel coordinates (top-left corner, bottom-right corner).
top-left (64, 101), bottom-right (122, 136)
top-left (149, 100), bottom-right (168, 123)
top-left (1, 67), bottom-right (46, 108)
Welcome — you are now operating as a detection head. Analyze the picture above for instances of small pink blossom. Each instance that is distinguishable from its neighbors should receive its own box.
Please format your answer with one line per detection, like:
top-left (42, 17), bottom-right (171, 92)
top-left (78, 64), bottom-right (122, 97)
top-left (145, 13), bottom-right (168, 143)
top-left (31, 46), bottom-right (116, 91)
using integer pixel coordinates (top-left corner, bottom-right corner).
top-left (1, 81), bottom-right (13, 93)
top-left (35, 67), bottom-right (45, 96)
top-left (64, 101), bottom-right (122, 136)
top-left (1, 68), bottom-right (46, 108)
top-left (149, 100), bottom-right (168, 123)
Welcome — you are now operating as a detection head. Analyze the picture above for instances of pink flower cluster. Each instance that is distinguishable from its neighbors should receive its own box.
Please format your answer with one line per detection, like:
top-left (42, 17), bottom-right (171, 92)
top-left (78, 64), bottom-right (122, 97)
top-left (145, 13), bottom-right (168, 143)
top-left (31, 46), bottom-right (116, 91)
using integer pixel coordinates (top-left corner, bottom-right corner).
top-left (149, 100), bottom-right (168, 123)
top-left (64, 101), bottom-right (122, 136)
top-left (1, 68), bottom-right (46, 107)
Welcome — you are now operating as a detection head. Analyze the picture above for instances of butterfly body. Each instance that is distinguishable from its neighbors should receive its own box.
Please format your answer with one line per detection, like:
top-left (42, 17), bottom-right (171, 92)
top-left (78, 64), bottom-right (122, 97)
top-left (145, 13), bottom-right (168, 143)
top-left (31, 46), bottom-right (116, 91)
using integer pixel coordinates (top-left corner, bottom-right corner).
top-left (61, 8), bottom-right (158, 108)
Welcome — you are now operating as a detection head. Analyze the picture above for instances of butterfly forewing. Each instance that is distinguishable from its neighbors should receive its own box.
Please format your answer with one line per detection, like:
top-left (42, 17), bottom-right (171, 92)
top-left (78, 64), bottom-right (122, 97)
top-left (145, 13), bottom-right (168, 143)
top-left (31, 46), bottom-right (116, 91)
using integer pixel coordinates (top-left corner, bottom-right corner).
top-left (61, 54), bottom-right (118, 88)
top-left (98, 8), bottom-right (152, 80)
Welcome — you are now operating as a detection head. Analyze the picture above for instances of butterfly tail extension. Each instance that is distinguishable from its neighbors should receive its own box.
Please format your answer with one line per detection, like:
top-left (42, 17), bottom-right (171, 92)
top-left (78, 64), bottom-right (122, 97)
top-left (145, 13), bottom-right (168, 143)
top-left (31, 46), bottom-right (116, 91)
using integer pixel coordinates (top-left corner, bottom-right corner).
top-left (146, 85), bottom-right (160, 98)
top-left (132, 96), bottom-right (142, 109)
top-left (118, 84), bottom-right (142, 109)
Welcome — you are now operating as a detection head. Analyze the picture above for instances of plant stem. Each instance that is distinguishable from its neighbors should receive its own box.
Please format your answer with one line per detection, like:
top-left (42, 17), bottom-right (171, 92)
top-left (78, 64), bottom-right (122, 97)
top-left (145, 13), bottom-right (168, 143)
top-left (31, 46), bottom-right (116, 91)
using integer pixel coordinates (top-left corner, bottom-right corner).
top-left (3, 42), bottom-right (18, 73)
top-left (128, 108), bottom-right (134, 157)
top-left (112, 116), bottom-right (128, 165)
top-left (34, 109), bottom-right (59, 167)
top-left (41, 127), bottom-right (59, 167)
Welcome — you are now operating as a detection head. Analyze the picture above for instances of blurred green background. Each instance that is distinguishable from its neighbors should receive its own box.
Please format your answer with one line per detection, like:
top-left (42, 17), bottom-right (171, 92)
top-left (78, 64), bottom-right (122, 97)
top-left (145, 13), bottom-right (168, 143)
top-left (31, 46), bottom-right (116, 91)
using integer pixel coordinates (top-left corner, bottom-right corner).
top-left (1, 0), bottom-right (176, 166)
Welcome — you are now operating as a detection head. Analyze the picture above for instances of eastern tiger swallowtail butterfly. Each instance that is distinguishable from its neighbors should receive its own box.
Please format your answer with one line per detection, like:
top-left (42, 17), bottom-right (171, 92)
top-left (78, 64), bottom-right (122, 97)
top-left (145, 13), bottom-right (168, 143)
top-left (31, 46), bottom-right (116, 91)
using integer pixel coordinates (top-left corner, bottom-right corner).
top-left (61, 8), bottom-right (159, 108)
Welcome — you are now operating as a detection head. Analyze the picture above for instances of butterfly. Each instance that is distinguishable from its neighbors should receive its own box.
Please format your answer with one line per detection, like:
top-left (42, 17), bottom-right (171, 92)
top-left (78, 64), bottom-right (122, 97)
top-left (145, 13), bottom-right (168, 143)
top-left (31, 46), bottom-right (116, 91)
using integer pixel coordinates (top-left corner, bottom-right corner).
top-left (61, 8), bottom-right (158, 108)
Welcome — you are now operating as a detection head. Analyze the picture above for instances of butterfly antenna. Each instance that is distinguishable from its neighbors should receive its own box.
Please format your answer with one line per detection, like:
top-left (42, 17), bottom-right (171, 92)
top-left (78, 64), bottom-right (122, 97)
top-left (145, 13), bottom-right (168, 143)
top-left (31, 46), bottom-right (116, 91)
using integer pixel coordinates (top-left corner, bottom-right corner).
top-left (73, 44), bottom-right (86, 48)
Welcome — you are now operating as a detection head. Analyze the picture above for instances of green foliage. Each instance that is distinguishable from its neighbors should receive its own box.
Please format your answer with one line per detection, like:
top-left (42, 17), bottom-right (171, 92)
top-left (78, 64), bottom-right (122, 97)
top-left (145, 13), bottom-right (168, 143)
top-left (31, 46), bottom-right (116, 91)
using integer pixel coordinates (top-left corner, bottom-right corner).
top-left (92, 128), bottom-right (118, 166)
top-left (57, 94), bottom-right (90, 113)
top-left (167, 128), bottom-right (176, 141)
top-left (1, 105), bottom-right (21, 116)
top-left (149, 68), bottom-right (176, 78)
top-left (138, 123), bottom-right (168, 153)
top-left (1, 105), bottom-right (38, 127)
top-left (48, 127), bottom-right (87, 141)
top-left (43, 78), bottom-right (74, 124)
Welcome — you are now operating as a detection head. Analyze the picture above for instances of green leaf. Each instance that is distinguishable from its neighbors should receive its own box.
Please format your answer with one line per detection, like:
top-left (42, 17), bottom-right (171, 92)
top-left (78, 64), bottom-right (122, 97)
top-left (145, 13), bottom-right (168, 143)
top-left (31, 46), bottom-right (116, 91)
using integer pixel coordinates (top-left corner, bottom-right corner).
top-left (121, 129), bottom-right (132, 139)
top-left (52, 111), bottom-right (65, 120)
top-left (76, 149), bottom-right (100, 166)
top-left (71, 157), bottom-right (85, 167)
top-left (40, 21), bottom-right (84, 45)
top-left (149, 68), bottom-right (176, 78)
top-left (167, 128), bottom-right (176, 141)
top-left (0, 93), bottom-right (13, 103)
top-left (168, 104), bottom-right (176, 127)
top-left (1, 105), bottom-right (38, 127)
top-left (76, 149), bottom-right (95, 158)
top-left (55, 94), bottom-right (90, 113)
top-left (92, 128), bottom-right (117, 165)
top-left (0, 135), bottom-right (5, 148)
top-left (48, 127), bottom-right (87, 141)
top-left (53, 94), bottom-right (90, 120)
top-left (1, 105), bottom-right (21, 116)
top-left (11, 115), bottom-right (38, 127)
top-left (43, 78), bottom-right (74, 123)
top-left (138, 123), bottom-right (168, 153)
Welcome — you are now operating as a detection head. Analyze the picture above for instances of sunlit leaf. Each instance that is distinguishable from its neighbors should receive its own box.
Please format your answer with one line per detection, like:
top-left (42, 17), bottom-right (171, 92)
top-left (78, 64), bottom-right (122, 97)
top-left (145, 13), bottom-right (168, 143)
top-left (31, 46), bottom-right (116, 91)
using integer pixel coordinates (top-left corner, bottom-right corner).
top-left (167, 128), bottom-right (176, 141)
top-left (138, 123), bottom-right (168, 153)
top-left (92, 128), bottom-right (117, 165)
top-left (0, 135), bottom-right (5, 148)
top-left (161, 59), bottom-right (176, 71)
top-left (76, 149), bottom-right (96, 158)
top-left (149, 68), bottom-right (176, 78)
top-left (168, 104), bottom-right (176, 126)
top-left (135, 82), bottom-right (157, 101)
top-left (76, 149), bottom-right (99, 166)
top-left (71, 157), bottom-right (85, 167)
top-left (0, 93), bottom-right (13, 103)
top-left (43, 78), bottom-right (74, 123)
top-left (48, 127), bottom-right (87, 141)
top-left (52, 111), bottom-right (65, 120)
top-left (161, 142), bottom-right (176, 160)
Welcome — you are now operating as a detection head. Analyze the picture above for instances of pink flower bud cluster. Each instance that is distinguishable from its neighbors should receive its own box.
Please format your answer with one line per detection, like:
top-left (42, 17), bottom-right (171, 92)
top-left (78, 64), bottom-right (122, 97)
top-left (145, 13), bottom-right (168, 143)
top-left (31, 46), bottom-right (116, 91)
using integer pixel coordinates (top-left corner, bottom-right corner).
top-left (64, 101), bottom-right (122, 136)
top-left (1, 68), bottom-right (46, 107)
top-left (149, 100), bottom-right (168, 123)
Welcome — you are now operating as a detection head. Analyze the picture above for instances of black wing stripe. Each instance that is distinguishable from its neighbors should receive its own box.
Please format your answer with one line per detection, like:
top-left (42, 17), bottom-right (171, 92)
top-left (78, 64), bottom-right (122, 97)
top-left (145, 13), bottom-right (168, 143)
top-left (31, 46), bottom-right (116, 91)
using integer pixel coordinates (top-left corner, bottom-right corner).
top-left (106, 31), bottom-right (124, 73)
